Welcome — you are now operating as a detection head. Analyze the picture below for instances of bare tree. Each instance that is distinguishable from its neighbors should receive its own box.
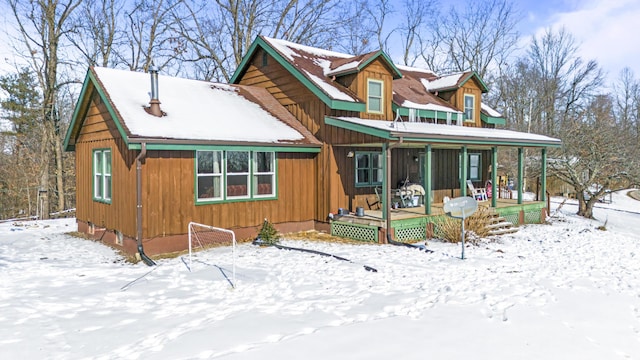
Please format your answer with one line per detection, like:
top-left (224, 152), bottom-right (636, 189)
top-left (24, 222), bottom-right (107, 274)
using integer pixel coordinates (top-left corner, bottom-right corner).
top-left (426, 0), bottom-right (519, 81)
top-left (550, 95), bottom-right (638, 218)
top-left (527, 27), bottom-right (603, 136)
top-left (66, 0), bottom-right (126, 68)
top-left (118, 0), bottom-right (186, 73)
top-left (6, 0), bottom-right (82, 218)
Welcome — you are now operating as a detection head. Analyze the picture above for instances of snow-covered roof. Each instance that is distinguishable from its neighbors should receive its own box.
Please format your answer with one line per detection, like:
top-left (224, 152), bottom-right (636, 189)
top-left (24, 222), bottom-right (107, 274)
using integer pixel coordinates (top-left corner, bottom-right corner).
top-left (87, 67), bottom-right (319, 146)
top-left (481, 102), bottom-right (502, 117)
top-left (262, 37), bottom-right (361, 102)
top-left (423, 73), bottom-right (467, 92)
top-left (392, 66), bottom-right (461, 114)
top-left (328, 117), bottom-right (561, 146)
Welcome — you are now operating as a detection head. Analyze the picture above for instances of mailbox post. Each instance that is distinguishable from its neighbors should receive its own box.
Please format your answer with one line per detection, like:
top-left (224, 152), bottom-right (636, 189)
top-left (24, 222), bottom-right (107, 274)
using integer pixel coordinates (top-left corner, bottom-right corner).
top-left (443, 197), bottom-right (478, 259)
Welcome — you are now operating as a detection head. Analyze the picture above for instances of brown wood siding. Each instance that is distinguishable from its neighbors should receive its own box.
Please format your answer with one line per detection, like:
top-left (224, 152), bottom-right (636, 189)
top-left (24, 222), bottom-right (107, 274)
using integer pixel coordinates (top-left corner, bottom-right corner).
top-left (353, 59), bottom-right (394, 120)
top-left (141, 151), bottom-right (317, 239)
top-left (75, 93), bottom-right (137, 238)
top-left (457, 79), bottom-right (482, 127)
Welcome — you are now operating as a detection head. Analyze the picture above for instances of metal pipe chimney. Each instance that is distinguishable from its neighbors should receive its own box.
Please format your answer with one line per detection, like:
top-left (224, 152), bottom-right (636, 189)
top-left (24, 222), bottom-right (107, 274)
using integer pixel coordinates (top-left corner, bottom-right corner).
top-left (148, 64), bottom-right (162, 117)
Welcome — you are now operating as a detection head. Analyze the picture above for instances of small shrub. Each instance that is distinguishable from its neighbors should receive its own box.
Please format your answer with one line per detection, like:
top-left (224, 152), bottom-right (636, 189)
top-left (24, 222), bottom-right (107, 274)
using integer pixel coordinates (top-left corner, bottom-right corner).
top-left (435, 206), bottom-right (493, 245)
top-left (257, 218), bottom-right (280, 245)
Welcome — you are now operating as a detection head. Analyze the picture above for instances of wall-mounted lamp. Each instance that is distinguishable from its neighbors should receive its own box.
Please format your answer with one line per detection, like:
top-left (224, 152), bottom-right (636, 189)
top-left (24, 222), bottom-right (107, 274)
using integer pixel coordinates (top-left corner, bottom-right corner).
top-left (347, 151), bottom-right (355, 158)
top-left (413, 156), bottom-right (419, 162)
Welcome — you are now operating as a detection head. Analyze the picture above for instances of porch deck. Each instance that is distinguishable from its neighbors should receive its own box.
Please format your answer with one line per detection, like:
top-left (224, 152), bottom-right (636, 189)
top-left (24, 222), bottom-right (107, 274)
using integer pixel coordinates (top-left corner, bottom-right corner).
top-left (330, 199), bottom-right (547, 243)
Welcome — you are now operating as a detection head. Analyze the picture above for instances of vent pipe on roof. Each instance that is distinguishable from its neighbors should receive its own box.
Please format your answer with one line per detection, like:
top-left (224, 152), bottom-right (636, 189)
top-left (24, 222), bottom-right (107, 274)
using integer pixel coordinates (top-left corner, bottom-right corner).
top-left (147, 63), bottom-right (163, 117)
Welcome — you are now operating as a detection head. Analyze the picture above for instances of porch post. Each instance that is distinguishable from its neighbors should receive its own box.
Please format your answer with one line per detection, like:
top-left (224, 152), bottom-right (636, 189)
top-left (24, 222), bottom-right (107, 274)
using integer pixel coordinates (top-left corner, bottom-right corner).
top-left (382, 142), bottom-right (388, 220)
top-left (461, 146), bottom-right (468, 197)
top-left (491, 147), bottom-right (497, 208)
top-left (425, 144), bottom-right (432, 215)
top-left (541, 148), bottom-right (547, 202)
top-left (517, 147), bottom-right (524, 204)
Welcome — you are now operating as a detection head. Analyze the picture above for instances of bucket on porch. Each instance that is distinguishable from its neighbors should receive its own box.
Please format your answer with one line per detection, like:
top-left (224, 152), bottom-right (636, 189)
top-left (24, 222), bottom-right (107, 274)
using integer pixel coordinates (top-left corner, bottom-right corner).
top-left (355, 207), bottom-right (365, 217)
top-left (337, 208), bottom-right (345, 215)
top-left (412, 196), bottom-right (419, 207)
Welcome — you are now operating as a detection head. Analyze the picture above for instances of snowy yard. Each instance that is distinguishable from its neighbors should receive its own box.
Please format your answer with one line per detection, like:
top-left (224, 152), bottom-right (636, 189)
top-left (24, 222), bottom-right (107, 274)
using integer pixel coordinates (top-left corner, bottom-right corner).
top-left (1, 191), bottom-right (639, 359)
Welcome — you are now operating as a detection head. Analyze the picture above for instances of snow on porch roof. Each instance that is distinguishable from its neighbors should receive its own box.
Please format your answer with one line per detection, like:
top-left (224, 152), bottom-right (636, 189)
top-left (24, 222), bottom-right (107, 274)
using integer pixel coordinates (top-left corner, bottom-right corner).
top-left (87, 67), bottom-right (320, 147)
top-left (325, 117), bottom-right (562, 147)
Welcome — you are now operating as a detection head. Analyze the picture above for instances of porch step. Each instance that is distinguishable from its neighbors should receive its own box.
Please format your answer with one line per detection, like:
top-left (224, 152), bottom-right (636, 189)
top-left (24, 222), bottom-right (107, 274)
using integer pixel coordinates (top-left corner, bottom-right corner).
top-left (484, 211), bottom-right (519, 236)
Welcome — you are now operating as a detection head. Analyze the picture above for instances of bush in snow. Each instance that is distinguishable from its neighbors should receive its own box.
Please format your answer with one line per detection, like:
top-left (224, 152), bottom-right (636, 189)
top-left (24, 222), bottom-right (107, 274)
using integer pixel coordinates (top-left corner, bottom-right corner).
top-left (435, 206), bottom-right (492, 244)
top-left (257, 218), bottom-right (280, 245)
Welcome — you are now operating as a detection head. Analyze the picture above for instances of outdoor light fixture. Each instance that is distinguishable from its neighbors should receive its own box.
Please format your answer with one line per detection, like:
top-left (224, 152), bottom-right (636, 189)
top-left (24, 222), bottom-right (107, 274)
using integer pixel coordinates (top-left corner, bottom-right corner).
top-left (347, 151), bottom-right (355, 158)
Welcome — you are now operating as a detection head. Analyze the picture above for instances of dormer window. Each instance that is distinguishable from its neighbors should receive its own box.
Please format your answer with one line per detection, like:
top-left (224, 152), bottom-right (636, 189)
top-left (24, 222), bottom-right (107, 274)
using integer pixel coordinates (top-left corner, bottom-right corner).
top-left (367, 79), bottom-right (383, 114)
top-left (464, 94), bottom-right (475, 122)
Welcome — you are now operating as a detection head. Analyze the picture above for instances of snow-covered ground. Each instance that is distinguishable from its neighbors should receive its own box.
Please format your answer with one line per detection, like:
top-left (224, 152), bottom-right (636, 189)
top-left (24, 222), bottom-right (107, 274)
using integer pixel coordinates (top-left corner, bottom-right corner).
top-left (1, 191), bottom-right (639, 359)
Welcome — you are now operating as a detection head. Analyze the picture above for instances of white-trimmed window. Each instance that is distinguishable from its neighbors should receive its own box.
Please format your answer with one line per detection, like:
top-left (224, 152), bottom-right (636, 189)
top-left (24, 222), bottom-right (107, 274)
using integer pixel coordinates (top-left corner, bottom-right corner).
top-left (253, 151), bottom-right (275, 197)
top-left (355, 152), bottom-right (383, 186)
top-left (464, 94), bottom-right (475, 121)
top-left (226, 151), bottom-right (250, 199)
top-left (196, 150), bottom-right (223, 201)
top-left (468, 153), bottom-right (481, 181)
top-left (196, 150), bottom-right (276, 202)
top-left (93, 149), bottom-right (112, 203)
top-left (367, 79), bottom-right (383, 114)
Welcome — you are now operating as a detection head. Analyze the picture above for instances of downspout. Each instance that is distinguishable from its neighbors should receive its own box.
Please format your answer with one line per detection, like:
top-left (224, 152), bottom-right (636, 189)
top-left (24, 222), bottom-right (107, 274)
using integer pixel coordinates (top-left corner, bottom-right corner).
top-left (136, 142), bottom-right (156, 266)
top-left (385, 137), bottom-right (404, 244)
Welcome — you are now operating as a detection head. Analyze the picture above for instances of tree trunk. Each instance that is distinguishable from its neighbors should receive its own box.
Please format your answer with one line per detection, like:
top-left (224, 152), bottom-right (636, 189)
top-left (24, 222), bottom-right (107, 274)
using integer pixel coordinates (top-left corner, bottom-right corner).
top-left (55, 132), bottom-right (65, 212)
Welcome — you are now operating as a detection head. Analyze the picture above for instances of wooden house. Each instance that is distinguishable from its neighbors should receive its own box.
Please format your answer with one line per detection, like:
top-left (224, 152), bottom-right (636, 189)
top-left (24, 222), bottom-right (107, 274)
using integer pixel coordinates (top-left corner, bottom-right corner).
top-left (231, 36), bottom-right (561, 243)
top-left (65, 37), bottom-right (561, 259)
top-left (64, 67), bottom-right (321, 258)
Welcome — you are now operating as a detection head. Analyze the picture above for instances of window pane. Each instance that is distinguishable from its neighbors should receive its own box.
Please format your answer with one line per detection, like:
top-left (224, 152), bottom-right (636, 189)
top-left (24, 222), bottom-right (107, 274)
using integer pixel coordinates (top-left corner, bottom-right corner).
top-left (197, 151), bottom-right (214, 174)
top-left (369, 98), bottom-right (381, 112)
top-left (254, 174), bottom-right (274, 195)
top-left (198, 176), bottom-right (213, 199)
top-left (256, 152), bottom-right (273, 172)
top-left (356, 153), bottom-right (369, 168)
top-left (357, 169), bottom-right (369, 183)
top-left (227, 151), bottom-right (249, 173)
top-left (227, 175), bottom-right (248, 197)
top-left (369, 81), bottom-right (382, 96)
top-left (104, 151), bottom-right (111, 174)
top-left (94, 174), bottom-right (102, 198)
top-left (95, 152), bottom-right (102, 175)
top-left (104, 175), bottom-right (111, 200)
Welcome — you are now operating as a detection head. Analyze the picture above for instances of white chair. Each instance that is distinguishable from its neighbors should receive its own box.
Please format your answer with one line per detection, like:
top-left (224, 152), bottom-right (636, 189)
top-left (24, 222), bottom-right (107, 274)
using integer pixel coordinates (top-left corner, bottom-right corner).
top-left (466, 180), bottom-right (488, 202)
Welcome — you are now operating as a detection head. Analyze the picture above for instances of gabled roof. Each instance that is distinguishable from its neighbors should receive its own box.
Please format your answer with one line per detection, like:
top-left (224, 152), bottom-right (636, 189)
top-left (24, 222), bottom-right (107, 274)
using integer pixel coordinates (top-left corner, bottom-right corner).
top-left (64, 67), bottom-right (321, 151)
top-left (392, 65), bottom-right (461, 114)
top-left (423, 71), bottom-right (489, 93)
top-left (231, 36), bottom-right (401, 111)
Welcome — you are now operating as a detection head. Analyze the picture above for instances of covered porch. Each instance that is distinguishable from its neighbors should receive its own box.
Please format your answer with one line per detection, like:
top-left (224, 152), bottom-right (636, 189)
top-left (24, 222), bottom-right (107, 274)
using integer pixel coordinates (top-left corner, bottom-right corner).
top-left (325, 116), bottom-right (561, 243)
top-left (330, 198), bottom-right (548, 243)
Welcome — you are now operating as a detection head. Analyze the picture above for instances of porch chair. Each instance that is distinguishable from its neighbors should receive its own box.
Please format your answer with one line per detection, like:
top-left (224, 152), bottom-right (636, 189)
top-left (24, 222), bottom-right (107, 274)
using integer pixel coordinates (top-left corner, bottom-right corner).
top-left (366, 187), bottom-right (382, 210)
top-left (466, 179), bottom-right (488, 202)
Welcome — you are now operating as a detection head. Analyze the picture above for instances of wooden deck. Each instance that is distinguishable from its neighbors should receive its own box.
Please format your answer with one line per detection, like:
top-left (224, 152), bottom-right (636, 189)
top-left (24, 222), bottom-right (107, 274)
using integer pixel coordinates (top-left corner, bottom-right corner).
top-left (334, 198), bottom-right (546, 225)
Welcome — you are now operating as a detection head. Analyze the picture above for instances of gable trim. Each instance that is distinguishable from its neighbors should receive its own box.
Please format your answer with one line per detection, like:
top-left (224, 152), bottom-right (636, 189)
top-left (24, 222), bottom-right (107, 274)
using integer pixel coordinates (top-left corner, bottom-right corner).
top-left (63, 68), bottom-right (131, 151)
top-left (327, 51), bottom-right (403, 79)
top-left (231, 37), bottom-right (365, 112)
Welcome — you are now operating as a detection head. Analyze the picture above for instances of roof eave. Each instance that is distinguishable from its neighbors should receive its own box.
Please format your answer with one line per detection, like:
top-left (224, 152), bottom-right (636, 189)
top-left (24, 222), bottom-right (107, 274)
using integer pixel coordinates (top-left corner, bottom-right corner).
top-left (231, 36), bottom-right (365, 111)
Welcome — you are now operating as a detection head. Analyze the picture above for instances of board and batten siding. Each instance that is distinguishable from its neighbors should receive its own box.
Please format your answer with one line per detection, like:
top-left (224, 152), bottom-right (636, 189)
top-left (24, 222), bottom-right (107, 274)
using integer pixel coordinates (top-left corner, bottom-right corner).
top-left (75, 92), bottom-right (138, 238)
top-left (141, 151), bottom-right (317, 239)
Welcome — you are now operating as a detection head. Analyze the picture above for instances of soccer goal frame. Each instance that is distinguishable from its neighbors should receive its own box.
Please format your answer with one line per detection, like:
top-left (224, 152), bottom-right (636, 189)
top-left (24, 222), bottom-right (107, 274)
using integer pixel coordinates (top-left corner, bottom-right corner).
top-left (187, 222), bottom-right (236, 285)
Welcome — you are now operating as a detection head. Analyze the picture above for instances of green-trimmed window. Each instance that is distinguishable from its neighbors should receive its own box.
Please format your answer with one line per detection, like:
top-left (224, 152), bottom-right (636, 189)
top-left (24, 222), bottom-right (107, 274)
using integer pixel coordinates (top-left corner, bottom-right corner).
top-left (196, 150), bottom-right (276, 202)
top-left (464, 94), bottom-right (475, 121)
top-left (355, 152), bottom-right (383, 186)
top-left (93, 149), bottom-right (112, 203)
top-left (367, 79), bottom-right (383, 114)
top-left (253, 151), bottom-right (275, 197)
top-left (196, 150), bottom-right (223, 201)
top-left (226, 151), bottom-right (249, 199)
top-left (468, 153), bottom-right (481, 181)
